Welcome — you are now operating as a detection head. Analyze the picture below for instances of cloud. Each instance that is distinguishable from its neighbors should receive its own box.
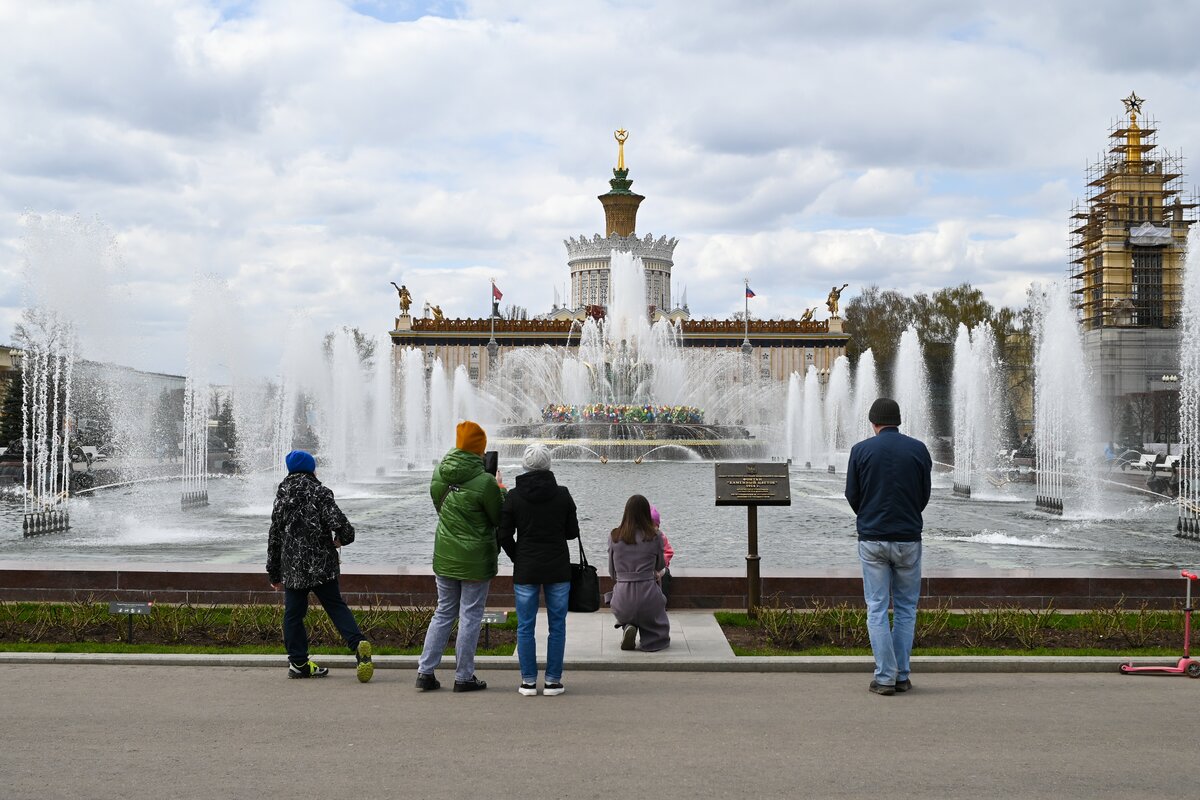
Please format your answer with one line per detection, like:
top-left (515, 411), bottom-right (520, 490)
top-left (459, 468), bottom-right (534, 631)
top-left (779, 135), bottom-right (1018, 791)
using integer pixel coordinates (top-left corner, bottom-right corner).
top-left (0, 0), bottom-right (1196, 375)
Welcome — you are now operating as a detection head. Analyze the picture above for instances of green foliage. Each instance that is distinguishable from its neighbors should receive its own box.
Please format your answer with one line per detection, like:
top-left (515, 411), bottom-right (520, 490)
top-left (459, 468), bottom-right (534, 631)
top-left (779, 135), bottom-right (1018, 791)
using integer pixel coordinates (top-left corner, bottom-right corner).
top-left (0, 370), bottom-right (22, 445)
top-left (152, 389), bottom-right (183, 460)
top-left (1118, 402), bottom-right (1142, 451)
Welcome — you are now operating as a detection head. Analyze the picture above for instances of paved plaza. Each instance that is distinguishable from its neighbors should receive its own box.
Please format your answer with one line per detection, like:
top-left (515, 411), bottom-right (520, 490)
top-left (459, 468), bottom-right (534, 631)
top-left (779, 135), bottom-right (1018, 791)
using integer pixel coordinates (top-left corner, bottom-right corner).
top-left (1, 611), bottom-right (1195, 798)
top-left (1, 663), bottom-right (1192, 799)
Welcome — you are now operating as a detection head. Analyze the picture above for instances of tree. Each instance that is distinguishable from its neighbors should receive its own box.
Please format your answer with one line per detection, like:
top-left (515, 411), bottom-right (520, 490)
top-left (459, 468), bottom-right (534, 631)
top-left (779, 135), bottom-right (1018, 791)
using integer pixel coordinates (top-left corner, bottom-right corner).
top-left (215, 394), bottom-right (237, 454)
top-left (323, 326), bottom-right (377, 366)
top-left (0, 371), bottom-right (22, 446)
top-left (1117, 402), bottom-right (1142, 451)
top-left (152, 389), bottom-right (183, 461)
top-left (843, 285), bottom-right (913, 392)
top-left (503, 304), bottom-right (528, 320)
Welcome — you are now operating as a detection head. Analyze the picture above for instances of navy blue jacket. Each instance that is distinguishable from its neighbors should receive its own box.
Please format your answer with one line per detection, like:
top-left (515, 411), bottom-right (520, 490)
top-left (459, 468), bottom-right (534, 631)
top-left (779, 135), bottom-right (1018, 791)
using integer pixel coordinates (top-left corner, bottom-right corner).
top-left (844, 427), bottom-right (932, 541)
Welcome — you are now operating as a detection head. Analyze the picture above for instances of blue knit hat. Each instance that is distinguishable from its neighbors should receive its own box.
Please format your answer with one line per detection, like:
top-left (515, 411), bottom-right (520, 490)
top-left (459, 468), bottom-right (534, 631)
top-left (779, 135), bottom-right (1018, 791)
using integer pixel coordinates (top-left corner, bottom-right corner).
top-left (285, 450), bottom-right (316, 473)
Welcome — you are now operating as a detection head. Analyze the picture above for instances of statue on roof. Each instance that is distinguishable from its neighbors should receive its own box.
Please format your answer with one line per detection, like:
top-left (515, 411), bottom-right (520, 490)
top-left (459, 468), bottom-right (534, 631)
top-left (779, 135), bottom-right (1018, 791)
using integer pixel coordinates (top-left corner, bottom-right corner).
top-left (800, 306), bottom-right (818, 323)
top-left (826, 284), bottom-right (849, 317)
top-left (390, 282), bottom-right (412, 316)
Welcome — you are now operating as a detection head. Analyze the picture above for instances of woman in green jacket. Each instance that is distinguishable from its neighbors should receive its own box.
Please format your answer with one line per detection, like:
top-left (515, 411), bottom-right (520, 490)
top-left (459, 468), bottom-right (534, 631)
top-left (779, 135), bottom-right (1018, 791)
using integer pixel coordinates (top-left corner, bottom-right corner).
top-left (415, 420), bottom-right (506, 692)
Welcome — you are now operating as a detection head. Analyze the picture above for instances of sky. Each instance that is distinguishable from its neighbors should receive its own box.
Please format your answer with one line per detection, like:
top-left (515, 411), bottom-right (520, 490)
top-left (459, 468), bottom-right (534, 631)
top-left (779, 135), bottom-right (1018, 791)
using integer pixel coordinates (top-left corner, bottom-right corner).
top-left (2, 0), bottom-right (1199, 377)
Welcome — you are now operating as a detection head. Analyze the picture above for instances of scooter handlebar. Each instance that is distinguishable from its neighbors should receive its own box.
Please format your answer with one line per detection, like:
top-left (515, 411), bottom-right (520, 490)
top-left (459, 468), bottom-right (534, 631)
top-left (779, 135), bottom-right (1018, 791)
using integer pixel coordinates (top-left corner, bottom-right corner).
top-left (1183, 571), bottom-right (1198, 581)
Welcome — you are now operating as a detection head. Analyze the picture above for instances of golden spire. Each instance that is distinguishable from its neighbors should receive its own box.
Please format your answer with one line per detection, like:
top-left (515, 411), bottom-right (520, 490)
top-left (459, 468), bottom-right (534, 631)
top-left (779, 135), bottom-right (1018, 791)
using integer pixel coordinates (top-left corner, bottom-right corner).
top-left (1123, 92), bottom-right (1144, 164)
top-left (615, 129), bottom-right (628, 171)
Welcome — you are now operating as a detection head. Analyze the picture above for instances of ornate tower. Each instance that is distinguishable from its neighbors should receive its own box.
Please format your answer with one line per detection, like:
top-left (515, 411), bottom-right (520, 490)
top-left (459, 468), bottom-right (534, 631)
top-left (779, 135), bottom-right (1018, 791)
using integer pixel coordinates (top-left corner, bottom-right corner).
top-left (598, 129), bottom-right (644, 236)
top-left (1071, 92), bottom-right (1196, 331)
top-left (1072, 93), bottom-right (1197, 411)
top-left (565, 130), bottom-right (678, 312)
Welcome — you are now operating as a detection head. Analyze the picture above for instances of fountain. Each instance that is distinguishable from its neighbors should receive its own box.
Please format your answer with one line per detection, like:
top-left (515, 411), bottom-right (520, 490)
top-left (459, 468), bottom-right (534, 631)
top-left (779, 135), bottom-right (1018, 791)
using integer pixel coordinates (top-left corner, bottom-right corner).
top-left (823, 356), bottom-right (852, 471)
top-left (892, 325), bottom-right (931, 444)
top-left (478, 251), bottom-right (774, 461)
top-left (1179, 227), bottom-right (1200, 539)
top-left (1033, 282), bottom-right (1098, 514)
top-left (851, 349), bottom-right (879, 446)
top-left (951, 324), bottom-right (1003, 497)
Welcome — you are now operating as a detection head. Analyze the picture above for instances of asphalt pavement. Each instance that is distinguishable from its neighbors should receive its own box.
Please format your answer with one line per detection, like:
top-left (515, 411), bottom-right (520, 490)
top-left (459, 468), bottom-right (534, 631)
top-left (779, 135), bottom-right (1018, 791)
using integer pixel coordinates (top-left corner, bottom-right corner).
top-left (1, 664), bottom-right (1193, 799)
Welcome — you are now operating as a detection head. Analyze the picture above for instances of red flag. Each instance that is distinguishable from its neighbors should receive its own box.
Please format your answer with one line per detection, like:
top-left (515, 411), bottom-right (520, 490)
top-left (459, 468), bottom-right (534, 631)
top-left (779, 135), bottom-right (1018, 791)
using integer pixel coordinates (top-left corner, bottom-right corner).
top-left (492, 283), bottom-right (503, 301)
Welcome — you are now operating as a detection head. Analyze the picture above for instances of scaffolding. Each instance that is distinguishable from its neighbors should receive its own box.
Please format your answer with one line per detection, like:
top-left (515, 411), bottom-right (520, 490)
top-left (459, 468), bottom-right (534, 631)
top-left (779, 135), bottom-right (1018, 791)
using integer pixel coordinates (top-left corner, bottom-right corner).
top-left (1070, 115), bottom-right (1197, 331)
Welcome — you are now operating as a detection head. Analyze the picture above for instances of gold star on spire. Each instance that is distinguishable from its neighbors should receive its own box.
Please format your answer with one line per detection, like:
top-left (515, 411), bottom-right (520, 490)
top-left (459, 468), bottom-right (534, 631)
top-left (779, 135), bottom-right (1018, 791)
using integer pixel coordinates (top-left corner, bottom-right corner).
top-left (1122, 91), bottom-right (1144, 117)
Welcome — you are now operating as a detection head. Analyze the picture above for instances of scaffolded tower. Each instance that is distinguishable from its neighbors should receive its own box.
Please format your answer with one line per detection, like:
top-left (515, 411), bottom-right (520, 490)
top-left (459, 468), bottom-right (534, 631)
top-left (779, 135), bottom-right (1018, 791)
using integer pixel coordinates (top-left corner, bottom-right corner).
top-left (1071, 93), bottom-right (1196, 331)
top-left (1070, 93), bottom-right (1199, 428)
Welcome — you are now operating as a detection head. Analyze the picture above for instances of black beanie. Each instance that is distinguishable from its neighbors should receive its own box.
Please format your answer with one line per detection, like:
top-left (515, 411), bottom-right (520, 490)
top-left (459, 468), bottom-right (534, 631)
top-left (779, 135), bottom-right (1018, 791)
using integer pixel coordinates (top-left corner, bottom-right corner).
top-left (868, 398), bottom-right (901, 427)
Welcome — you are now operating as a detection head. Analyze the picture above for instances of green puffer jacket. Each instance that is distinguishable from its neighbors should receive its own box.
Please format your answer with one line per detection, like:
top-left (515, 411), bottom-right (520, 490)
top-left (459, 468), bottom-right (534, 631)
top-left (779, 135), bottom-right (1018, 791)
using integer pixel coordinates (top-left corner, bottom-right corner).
top-left (429, 448), bottom-right (506, 580)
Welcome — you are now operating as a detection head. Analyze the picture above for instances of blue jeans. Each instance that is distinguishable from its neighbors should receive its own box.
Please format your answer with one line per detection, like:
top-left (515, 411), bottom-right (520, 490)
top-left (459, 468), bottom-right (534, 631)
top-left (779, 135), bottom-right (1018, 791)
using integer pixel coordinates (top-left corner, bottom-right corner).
top-left (858, 540), bottom-right (922, 686)
top-left (417, 576), bottom-right (491, 682)
top-left (283, 578), bottom-right (365, 665)
top-left (514, 581), bottom-right (570, 683)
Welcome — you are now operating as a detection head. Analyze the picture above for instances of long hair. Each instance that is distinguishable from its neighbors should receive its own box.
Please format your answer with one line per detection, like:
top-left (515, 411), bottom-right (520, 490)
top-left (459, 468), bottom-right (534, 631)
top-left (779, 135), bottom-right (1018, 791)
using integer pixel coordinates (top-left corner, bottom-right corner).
top-left (611, 494), bottom-right (657, 545)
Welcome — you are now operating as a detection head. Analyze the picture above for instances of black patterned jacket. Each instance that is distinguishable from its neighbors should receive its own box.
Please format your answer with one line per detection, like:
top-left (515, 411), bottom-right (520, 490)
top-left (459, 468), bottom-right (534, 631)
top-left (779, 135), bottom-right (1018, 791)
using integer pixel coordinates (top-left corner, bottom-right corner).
top-left (266, 472), bottom-right (355, 589)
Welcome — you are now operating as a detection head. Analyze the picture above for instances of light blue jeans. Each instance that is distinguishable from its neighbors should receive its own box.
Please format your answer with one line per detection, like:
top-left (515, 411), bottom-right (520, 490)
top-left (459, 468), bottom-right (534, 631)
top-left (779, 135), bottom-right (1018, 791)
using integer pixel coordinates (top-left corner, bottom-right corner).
top-left (858, 540), bottom-right (922, 686)
top-left (417, 576), bottom-right (491, 682)
top-left (514, 581), bottom-right (570, 684)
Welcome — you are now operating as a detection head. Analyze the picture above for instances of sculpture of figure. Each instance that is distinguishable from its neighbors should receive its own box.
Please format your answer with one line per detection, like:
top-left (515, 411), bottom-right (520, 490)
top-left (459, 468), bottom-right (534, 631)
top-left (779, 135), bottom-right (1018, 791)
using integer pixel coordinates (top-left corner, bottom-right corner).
top-left (430, 304), bottom-right (444, 321)
top-left (826, 284), bottom-right (849, 317)
top-left (390, 282), bottom-right (413, 316)
top-left (800, 306), bottom-right (817, 323)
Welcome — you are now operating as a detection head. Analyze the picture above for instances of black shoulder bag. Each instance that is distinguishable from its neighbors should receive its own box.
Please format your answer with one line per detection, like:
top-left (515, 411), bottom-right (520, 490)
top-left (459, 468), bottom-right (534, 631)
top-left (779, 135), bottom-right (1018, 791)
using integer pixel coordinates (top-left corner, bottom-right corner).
top-left (568, 537), bottom-right (601, 613)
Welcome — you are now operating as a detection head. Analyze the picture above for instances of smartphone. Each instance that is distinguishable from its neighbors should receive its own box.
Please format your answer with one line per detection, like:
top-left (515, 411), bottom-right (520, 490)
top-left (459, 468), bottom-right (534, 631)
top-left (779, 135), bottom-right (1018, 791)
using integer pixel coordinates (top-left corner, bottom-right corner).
top-left (482, 450), bottom-right (499, 476)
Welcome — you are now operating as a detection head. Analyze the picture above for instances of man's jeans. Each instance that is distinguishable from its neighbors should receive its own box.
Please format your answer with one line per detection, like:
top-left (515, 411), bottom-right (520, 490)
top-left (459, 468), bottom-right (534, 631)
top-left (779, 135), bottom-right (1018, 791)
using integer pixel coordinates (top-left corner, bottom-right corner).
top-left (417, 576), bottom-right (491, 682)
top-left (283, 578), bottom-right (365, 665)
top-left (858, 540), bottom-right (922, 686)
top-left (514, 581), bottom-right (570, 684)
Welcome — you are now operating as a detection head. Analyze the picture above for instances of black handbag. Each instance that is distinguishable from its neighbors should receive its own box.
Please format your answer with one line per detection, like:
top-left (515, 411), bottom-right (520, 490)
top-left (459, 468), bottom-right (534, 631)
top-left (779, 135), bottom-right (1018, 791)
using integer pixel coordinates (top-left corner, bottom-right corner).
top-left (568, 538), bottom-right (601, 613)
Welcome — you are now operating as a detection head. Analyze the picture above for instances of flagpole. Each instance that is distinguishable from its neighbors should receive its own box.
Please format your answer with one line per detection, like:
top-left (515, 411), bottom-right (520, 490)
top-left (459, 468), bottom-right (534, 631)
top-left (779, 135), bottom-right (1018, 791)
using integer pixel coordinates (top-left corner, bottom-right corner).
top-left (489, 279), bottom-right (496, 343)
top-left (743, 278), bottom-right (750, 346)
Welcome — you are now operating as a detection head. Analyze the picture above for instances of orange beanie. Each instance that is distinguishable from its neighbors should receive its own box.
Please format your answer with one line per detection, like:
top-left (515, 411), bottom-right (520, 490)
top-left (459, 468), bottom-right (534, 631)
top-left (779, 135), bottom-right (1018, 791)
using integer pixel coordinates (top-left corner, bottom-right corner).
top-left (456, 421), bottom-right (487, 455)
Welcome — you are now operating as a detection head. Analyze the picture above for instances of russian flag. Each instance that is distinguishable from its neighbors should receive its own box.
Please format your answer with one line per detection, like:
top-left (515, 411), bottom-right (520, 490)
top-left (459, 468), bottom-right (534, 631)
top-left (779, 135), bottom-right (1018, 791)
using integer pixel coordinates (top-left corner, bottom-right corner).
top-left (745, 286), bottom-right (756, 298)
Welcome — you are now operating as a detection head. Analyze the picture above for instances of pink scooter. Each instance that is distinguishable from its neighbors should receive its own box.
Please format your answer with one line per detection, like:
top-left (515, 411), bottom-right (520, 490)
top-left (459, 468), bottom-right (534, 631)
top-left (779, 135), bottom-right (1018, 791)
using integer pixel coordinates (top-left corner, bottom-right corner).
top-left (1119, 570), bottom-right (1200, 678)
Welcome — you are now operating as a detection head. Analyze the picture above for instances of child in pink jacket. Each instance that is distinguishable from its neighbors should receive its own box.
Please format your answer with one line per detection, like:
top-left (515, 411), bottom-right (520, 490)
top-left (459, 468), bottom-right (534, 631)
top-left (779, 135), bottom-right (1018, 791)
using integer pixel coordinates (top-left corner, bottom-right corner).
top-left (650, 504), bottom-right (674, 604)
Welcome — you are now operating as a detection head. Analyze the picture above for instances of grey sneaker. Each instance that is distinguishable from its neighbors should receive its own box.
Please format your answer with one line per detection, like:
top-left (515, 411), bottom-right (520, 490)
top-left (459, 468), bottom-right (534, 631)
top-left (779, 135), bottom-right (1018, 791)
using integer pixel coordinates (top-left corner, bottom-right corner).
top-left (620, 625), bottom-right (637, 651)
top-left (869, 680), bottom-right (896, 696)
top-left (895, 678), bottom-right (912, 693)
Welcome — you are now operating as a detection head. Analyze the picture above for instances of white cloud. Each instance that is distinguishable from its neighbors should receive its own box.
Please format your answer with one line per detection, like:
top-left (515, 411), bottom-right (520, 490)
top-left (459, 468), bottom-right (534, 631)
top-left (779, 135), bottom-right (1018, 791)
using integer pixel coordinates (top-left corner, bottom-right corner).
top-left (1, 0), bottom-right (1197, 372)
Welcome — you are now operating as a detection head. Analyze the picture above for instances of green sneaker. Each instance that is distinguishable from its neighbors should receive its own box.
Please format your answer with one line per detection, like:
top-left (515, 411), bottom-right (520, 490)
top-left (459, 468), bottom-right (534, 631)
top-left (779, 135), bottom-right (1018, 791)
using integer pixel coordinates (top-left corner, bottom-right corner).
top-left (356, 640), bottom-right (374, 683)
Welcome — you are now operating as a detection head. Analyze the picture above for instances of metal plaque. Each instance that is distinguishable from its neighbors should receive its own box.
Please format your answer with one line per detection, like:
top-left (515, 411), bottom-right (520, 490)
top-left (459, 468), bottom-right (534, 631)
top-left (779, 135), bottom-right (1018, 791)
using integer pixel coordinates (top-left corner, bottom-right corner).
top-left (714, 462), bottom-right (792, 506)
top-left (108, 602), bottom-right (152, 615)
top-left (480, 611), bottom-right (508, 624)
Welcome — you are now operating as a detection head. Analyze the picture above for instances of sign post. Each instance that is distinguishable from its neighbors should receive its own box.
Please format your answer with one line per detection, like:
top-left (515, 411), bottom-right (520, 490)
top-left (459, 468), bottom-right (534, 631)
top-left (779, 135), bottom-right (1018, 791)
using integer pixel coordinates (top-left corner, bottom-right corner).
top-left (715, 462), bottom-right (791, 617)
top-left (480, 610), bottom-right (507, 649)
top-left (108, 601), bottom-right (153, 644)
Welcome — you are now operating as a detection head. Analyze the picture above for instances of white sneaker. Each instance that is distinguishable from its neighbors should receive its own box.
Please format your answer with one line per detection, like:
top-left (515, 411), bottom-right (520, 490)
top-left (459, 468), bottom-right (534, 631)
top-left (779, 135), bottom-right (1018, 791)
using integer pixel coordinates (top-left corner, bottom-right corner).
top-left (518, 682), bottom-right (538, 696)
top-left (543, 682), bottom-right (565, 696)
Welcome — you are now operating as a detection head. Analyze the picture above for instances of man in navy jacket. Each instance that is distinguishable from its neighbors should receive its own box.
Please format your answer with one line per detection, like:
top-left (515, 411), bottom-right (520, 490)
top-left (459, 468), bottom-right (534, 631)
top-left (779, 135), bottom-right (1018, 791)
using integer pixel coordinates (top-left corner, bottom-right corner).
top-left (845, 398), bottom-right (932, 696)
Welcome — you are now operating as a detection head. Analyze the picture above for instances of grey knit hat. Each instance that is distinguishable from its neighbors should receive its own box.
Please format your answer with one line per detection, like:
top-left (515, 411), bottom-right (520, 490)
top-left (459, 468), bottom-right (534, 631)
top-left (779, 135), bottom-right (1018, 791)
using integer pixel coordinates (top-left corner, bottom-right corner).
top-left (521, 442), bottom-right (553, 472)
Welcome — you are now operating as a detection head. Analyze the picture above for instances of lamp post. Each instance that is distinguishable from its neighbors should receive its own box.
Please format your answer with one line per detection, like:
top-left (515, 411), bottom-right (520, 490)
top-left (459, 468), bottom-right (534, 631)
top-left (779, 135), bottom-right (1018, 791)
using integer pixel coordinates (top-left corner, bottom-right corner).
top-left (1162, 374), bottom-right (1179, 454)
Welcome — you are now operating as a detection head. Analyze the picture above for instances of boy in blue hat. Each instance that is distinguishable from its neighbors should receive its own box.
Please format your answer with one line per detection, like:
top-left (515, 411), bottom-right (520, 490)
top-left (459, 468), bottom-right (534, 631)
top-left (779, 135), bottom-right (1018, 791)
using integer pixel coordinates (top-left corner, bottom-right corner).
top-left (267, 450), bottom-right (373, 682)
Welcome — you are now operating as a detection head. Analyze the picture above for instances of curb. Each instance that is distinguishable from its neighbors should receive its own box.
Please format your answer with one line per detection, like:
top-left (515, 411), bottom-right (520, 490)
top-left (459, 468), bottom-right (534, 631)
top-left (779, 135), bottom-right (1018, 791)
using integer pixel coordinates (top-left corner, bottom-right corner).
top-left (0, 652), bottom-right (1162, 674)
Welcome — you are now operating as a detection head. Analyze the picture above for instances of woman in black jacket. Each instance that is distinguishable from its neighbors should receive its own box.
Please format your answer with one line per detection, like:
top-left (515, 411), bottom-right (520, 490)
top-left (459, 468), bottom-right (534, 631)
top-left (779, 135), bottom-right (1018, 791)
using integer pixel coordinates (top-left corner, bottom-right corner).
top-left (497, 443), bottom-right (580, 696)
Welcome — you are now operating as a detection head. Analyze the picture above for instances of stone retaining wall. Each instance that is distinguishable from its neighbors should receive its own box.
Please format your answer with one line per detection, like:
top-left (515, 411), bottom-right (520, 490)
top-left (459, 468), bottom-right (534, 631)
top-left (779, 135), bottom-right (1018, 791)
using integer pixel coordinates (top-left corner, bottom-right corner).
top-left (0, 563), bottom-right (1189, 609)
